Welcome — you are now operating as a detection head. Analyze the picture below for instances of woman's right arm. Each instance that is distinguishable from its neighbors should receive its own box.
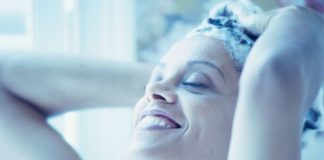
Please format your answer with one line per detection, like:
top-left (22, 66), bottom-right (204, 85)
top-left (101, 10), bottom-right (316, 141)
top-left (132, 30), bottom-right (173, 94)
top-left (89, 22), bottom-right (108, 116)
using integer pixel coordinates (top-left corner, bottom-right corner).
top-left (0, 86), bottom-right (82, 159)
top-left (0, 52), bottom-right (153, 116)
top-left (0, 52), bottom-right (153, 159)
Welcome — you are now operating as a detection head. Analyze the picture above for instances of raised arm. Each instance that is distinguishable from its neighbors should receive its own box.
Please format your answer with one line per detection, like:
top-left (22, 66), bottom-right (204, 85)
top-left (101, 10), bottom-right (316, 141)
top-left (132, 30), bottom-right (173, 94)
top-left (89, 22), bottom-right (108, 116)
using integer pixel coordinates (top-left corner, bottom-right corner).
top-left (229, 6), bottom-right (324, 160)
top-left (0, 52), bottom-right (153, 159)
top-left (0, 52), bottom-right (153, 115)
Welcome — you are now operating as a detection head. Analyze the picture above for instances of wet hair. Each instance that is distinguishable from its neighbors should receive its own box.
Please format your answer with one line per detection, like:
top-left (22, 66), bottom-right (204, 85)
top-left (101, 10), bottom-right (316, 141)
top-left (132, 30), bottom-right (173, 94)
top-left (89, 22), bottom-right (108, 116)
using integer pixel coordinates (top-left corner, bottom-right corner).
top-left (186, 18), bottom-right (253, 72)
top-left (187, 1), bottom-right (323, 145)
top-left (186, 1), bottom-right (258, 72)
top-left (302, 87), bottom-right (323, 145)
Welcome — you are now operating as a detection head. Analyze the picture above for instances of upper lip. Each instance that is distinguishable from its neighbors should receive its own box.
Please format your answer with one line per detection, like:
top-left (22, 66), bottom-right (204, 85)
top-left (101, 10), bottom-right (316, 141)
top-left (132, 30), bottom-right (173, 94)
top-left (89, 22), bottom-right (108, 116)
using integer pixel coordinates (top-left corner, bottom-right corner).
top-left (136, 108), bottom-right (182, 129)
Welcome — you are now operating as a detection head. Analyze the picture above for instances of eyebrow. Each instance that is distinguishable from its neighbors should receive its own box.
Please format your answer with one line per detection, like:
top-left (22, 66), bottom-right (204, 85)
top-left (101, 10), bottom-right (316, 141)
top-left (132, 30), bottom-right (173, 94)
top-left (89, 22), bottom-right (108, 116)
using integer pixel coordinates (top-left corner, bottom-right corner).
top-left (187, 60), bottom-right (225, 81)
top-left (156, 60), bottom-right (225, 81)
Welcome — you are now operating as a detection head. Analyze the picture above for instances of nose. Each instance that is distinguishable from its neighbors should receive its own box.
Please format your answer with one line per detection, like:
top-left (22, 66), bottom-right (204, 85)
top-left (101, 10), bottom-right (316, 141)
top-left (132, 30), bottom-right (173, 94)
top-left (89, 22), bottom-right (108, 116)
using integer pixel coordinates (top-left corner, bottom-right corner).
top-left (145, 81), bottom-right (177, 104)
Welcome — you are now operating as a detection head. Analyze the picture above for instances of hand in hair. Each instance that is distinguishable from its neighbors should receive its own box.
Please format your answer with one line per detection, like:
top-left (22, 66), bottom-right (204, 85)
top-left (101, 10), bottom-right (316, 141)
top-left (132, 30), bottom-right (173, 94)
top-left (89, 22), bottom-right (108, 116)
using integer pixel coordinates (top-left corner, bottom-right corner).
top-left (217, 2), bottom-right (324, 160)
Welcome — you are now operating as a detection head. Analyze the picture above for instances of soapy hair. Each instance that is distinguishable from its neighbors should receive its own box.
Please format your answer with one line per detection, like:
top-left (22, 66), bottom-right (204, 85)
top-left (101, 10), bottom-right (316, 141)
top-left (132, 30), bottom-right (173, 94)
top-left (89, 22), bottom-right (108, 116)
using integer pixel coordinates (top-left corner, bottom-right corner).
top-left (186, 0), bottom-right (259, 72)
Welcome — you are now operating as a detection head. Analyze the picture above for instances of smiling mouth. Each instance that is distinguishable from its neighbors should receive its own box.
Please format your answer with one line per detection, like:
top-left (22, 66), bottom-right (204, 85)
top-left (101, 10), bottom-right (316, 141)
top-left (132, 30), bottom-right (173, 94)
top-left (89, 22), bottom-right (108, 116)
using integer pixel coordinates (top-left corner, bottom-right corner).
top-left (137, 115), bottom-right (181, 130)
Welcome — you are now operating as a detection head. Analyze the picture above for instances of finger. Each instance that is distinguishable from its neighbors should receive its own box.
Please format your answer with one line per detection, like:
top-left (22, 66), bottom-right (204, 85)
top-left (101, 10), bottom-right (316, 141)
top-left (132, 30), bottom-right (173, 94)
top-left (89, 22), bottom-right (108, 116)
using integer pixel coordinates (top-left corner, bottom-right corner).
top-left (208, 0), bottom-right (267, 36)
top-left (209, 0), bottom-right (262, 19)
top-left (237, 10), bottom-right (278, 36)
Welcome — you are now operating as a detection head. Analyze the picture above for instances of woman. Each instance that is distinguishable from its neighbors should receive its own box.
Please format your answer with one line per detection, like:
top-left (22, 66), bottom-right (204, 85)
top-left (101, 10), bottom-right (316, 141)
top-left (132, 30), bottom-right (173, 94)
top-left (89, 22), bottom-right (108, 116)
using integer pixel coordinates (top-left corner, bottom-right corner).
top-left (0, 1), bottom-right (323, 160)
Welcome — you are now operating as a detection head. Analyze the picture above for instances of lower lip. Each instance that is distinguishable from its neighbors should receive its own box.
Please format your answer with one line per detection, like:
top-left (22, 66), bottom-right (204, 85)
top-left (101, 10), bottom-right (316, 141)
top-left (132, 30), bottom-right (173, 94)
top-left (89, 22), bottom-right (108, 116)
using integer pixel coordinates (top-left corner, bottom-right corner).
top-left (137, 125), bottom-right (179, 130)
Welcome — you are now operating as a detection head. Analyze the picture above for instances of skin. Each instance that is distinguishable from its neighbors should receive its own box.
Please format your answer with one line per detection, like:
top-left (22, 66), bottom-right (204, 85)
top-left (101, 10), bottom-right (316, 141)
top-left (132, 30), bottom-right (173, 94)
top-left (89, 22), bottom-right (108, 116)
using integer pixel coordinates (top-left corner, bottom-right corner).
top-left (0, 53), bottom-right (152, 115)
top-left (127, 36), bottom-right (240, 160)
top-left (0, 2), bottom-right (323, 160)
top-left (228, 5), bottom-right (324, 160)
top-left (0, 54), bottom-right (152, 160)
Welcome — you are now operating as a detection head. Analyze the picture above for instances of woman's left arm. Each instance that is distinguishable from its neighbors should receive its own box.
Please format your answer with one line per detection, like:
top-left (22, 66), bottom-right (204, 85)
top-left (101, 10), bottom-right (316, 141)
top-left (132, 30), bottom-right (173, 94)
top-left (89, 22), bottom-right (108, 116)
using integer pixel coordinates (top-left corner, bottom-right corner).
top-left (229, 6), bottom-right (324, 160)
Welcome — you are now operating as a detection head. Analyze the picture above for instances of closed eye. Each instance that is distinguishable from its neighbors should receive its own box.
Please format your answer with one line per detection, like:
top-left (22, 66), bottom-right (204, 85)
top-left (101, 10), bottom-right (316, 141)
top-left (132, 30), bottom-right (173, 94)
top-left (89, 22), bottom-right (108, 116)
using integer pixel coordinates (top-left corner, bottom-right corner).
top-left (181, 72), bottom-right (212, 92)
top-left (182, 82), bottom-right (208, 89)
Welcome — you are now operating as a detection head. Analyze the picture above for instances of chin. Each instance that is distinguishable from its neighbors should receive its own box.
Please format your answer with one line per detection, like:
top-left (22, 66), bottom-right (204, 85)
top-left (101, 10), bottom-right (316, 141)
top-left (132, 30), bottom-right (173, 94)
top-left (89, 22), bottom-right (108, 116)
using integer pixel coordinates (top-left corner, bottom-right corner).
top-left (126, 135), bottom-right (188, 160)
top-left (126, 148), bottom-right (175, 160)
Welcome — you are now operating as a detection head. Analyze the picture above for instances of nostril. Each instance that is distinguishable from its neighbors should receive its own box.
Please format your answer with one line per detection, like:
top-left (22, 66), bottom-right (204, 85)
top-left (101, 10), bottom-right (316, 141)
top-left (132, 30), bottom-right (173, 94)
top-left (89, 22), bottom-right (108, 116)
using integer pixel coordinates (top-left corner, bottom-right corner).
top-left (152, 94), bottom-right (166, 101)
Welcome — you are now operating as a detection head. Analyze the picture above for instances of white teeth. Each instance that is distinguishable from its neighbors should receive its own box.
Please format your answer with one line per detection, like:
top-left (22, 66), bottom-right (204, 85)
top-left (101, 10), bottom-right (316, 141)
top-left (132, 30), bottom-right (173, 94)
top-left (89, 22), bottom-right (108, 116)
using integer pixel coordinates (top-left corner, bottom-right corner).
top-left (138, 116), bottom-right (174, 129)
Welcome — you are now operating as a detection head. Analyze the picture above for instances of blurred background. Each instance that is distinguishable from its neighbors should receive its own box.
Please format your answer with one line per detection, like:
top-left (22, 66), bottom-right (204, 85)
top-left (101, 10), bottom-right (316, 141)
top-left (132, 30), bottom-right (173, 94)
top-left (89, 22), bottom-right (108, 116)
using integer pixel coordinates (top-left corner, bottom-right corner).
top-left (0, 0), bottom-right (322, 159)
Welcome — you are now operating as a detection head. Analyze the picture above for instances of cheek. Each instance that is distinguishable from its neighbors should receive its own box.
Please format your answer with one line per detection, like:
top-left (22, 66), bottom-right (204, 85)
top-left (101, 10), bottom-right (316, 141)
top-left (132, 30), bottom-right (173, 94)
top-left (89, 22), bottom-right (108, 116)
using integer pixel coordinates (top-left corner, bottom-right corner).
top-left (132, 97), bottom-right (148, 126)
top-left (179, 94), bottom-right (236, 157)
top-left (181, 95), bottom-right (236, 136)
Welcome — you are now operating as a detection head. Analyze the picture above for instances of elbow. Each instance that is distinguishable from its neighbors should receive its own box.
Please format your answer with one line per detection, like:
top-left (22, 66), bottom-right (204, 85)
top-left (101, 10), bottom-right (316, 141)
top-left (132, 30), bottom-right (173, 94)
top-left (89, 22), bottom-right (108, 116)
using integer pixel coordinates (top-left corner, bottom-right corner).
top-left (240, 49), bottom-right (322, 109)
top-left (241, 51), bottom-right (304, 88)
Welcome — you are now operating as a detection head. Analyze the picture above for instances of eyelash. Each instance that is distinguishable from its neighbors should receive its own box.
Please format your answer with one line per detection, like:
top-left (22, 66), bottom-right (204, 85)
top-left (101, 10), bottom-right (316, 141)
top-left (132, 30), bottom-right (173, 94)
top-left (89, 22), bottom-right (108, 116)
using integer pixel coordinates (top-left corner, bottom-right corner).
top-left (182, 81), bottom-right (208, 89)
top-left (147, 71), bottom-right (211, 91)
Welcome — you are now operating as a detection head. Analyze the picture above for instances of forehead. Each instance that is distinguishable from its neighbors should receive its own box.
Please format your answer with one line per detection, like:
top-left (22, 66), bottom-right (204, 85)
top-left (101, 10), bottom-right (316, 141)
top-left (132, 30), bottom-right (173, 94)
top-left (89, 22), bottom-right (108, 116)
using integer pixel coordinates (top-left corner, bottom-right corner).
top-left (160, 36), bottom-right (231, 67)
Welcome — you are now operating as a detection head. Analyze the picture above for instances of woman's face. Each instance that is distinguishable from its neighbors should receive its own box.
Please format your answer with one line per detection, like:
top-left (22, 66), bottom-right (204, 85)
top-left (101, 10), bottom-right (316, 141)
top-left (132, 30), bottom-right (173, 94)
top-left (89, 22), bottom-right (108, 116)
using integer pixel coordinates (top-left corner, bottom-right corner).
top-left (127, 36), bottom-right (240, 160)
